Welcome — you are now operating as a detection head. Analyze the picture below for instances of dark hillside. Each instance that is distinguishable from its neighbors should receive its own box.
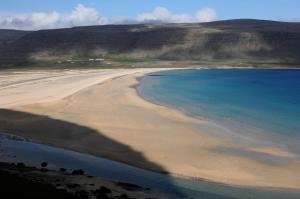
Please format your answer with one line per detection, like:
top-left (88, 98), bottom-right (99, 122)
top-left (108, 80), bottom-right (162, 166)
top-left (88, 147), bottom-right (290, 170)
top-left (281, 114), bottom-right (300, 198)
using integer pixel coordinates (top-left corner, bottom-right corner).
top-left (1, 19), bottom-right (300, 67)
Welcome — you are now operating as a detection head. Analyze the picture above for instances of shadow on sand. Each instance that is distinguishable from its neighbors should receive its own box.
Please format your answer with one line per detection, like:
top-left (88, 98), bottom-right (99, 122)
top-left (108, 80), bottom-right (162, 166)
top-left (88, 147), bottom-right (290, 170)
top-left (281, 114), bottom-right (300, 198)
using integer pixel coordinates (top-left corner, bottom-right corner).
top-left (0, 108), bottom-right (186, 198)
top-left (2, 109), bottom-right (298, 199)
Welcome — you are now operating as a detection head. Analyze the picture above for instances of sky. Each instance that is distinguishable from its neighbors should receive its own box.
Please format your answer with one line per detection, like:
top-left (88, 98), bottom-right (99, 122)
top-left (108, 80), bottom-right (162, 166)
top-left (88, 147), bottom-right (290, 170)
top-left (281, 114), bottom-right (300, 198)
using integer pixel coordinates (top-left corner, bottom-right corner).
top-left (0, 0), bottom-right (299, 30)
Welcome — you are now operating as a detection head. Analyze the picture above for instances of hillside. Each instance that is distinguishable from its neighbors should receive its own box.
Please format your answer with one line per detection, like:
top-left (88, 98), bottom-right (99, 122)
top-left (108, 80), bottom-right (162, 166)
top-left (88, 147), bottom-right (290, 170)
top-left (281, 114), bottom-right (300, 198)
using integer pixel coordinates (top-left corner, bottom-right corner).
top-left (1, 19), bottom-right (300, 67)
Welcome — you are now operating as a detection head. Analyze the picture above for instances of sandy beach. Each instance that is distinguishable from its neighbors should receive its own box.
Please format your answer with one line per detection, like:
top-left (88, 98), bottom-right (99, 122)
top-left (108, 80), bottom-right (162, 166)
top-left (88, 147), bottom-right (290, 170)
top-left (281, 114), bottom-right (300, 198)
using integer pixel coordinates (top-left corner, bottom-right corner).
top-left (0, 68), bottom-right (300, 190)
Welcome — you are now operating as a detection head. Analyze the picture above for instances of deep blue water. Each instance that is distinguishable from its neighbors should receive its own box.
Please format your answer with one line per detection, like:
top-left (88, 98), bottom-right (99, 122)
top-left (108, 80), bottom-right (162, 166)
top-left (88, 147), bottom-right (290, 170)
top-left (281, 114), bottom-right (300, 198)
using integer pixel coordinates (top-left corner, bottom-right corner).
top-left (138, 69), bottom-right (300, 154)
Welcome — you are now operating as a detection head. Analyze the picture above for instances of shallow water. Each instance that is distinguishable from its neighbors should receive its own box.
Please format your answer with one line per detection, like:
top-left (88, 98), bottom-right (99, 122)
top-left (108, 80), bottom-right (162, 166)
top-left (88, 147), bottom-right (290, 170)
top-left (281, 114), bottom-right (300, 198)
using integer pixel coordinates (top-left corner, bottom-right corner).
top-left (138, 69), bottom-right (300, 155)
top-left (1, 134), bottom-right (299, 199)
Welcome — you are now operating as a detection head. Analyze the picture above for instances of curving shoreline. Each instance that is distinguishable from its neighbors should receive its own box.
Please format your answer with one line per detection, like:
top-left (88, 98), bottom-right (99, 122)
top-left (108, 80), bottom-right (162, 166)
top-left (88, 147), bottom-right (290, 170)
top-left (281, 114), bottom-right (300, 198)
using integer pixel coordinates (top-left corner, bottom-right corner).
top-left (0, 69), bottom-right (300, 190)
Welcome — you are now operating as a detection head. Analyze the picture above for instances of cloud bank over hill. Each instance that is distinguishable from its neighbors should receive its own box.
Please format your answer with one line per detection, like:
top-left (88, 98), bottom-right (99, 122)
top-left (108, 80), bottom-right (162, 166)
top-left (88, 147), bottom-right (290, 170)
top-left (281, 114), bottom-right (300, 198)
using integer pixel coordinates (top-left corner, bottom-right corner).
top-left (0, 4), bottom-right (217, 30)
top-left (136, 7), bottom-right (217, 24)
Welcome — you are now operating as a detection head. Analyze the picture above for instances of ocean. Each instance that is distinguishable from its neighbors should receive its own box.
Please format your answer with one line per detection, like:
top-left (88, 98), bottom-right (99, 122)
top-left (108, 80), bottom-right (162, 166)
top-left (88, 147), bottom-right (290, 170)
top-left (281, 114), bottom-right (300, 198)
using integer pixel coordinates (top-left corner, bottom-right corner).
top-left (138, 69), bottom-right (300, 155)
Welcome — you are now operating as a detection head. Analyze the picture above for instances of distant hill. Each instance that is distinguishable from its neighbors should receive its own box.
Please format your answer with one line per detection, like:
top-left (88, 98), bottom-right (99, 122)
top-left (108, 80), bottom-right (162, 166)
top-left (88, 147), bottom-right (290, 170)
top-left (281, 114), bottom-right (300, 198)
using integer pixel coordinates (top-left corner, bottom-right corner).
top-left (1, 19), bottom-right (300, 67)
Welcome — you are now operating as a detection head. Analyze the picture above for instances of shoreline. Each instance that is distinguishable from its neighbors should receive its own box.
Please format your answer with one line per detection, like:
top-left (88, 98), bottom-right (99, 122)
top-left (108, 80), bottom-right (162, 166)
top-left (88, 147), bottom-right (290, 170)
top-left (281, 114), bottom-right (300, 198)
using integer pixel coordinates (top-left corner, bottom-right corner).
top-left (0, 68), bottom-right (300, 190)
top-left (1, 131), bottom-right (300, 194)
top-left (130, 71), bottom-right (300, 188)
top-left (2, 134), bottom-right (299, 199)
top-left (136, 70), bottom-right (300, 157)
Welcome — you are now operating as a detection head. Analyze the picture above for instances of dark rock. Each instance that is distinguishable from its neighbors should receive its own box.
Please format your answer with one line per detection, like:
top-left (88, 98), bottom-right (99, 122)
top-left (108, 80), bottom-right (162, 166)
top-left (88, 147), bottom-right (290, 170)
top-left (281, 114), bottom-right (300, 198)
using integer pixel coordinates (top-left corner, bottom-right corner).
top-left (71, 169), bottom-right (84, 175)
top-left (116, 193), bottom-right (134, 199)
top-left (16, 162), bottom-right (25, 168)
top-left (0, 169), bottom-right (82, 199)
top-left (101, 186), bottom-right (111, 194)
top-left (41, 162), bottom-right (48, 167)
top-left (40, 168), bottom-right (48, 172)
top-left (92, 186), bottom-right (112, 199)
top-left (16, 162), bottom-right (26, 172)
top-left (66, 183), bottom-right (80, 189)
top-left (75, 190), bottom-right (89, 198)
top-left (59, 167), bottom-right (66, 172)
top-left (116, 182), bottom-right (143, 191)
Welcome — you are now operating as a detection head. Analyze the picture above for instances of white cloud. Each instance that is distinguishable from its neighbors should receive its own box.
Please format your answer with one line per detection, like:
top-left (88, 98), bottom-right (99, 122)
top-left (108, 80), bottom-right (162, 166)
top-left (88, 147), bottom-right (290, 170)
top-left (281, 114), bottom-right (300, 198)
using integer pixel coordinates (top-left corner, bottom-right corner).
top-left (196, 8), bottom-right (217, 22)
top-left (0, 4), bottom-right (107, 30)
top-left (29, 12), bottom-right (61, 29)
top-left (0, 12), bottom-right (62, 30)
top-left (0, 5), bottom-right (217, 30)
top-left (136, 7), bottom-right (194, 23)
top-left (136, 7), bottom-right (217, 24)
top-left (69, 4), bottom-right (106, 26)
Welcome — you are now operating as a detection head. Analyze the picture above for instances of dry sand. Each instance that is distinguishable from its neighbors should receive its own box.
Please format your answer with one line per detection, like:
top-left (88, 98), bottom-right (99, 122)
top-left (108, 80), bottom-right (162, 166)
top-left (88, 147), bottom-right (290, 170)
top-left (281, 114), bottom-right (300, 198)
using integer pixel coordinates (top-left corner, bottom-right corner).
top-left (0, 69), bottom-right (300, 190)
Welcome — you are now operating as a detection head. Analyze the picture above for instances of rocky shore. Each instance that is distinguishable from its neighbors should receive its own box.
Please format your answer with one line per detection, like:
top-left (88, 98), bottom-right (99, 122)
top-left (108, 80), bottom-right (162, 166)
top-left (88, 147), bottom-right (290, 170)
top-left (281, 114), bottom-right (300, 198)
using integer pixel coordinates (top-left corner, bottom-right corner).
top-left (0, 161), bottom-right (160, 199)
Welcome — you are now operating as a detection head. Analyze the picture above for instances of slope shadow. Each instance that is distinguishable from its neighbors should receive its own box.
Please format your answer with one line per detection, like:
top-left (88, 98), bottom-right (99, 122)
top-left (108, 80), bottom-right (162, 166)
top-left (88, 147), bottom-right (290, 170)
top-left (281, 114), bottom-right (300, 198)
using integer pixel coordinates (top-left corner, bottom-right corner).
top-left (0, 108), bottom-right (185, 197)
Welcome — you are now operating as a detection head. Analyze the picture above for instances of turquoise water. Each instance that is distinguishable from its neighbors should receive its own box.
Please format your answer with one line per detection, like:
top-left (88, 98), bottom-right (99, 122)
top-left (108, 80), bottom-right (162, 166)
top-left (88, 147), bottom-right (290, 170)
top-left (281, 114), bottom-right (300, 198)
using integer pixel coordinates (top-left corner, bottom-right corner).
top-left (138, 69), bottom-right (300, 155)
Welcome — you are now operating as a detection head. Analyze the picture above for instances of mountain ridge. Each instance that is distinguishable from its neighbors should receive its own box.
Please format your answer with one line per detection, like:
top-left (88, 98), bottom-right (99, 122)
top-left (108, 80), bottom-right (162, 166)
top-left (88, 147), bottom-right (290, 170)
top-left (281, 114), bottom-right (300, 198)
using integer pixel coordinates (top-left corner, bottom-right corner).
top-left (1, 19), bottom-right (300, 67)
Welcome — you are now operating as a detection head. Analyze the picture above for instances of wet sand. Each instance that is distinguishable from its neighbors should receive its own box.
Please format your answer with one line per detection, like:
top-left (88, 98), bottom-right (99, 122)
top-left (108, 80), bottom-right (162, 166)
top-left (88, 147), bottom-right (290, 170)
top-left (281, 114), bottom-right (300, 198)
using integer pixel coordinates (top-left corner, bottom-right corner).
top-left (0, 69), bottom-right (300, 190)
